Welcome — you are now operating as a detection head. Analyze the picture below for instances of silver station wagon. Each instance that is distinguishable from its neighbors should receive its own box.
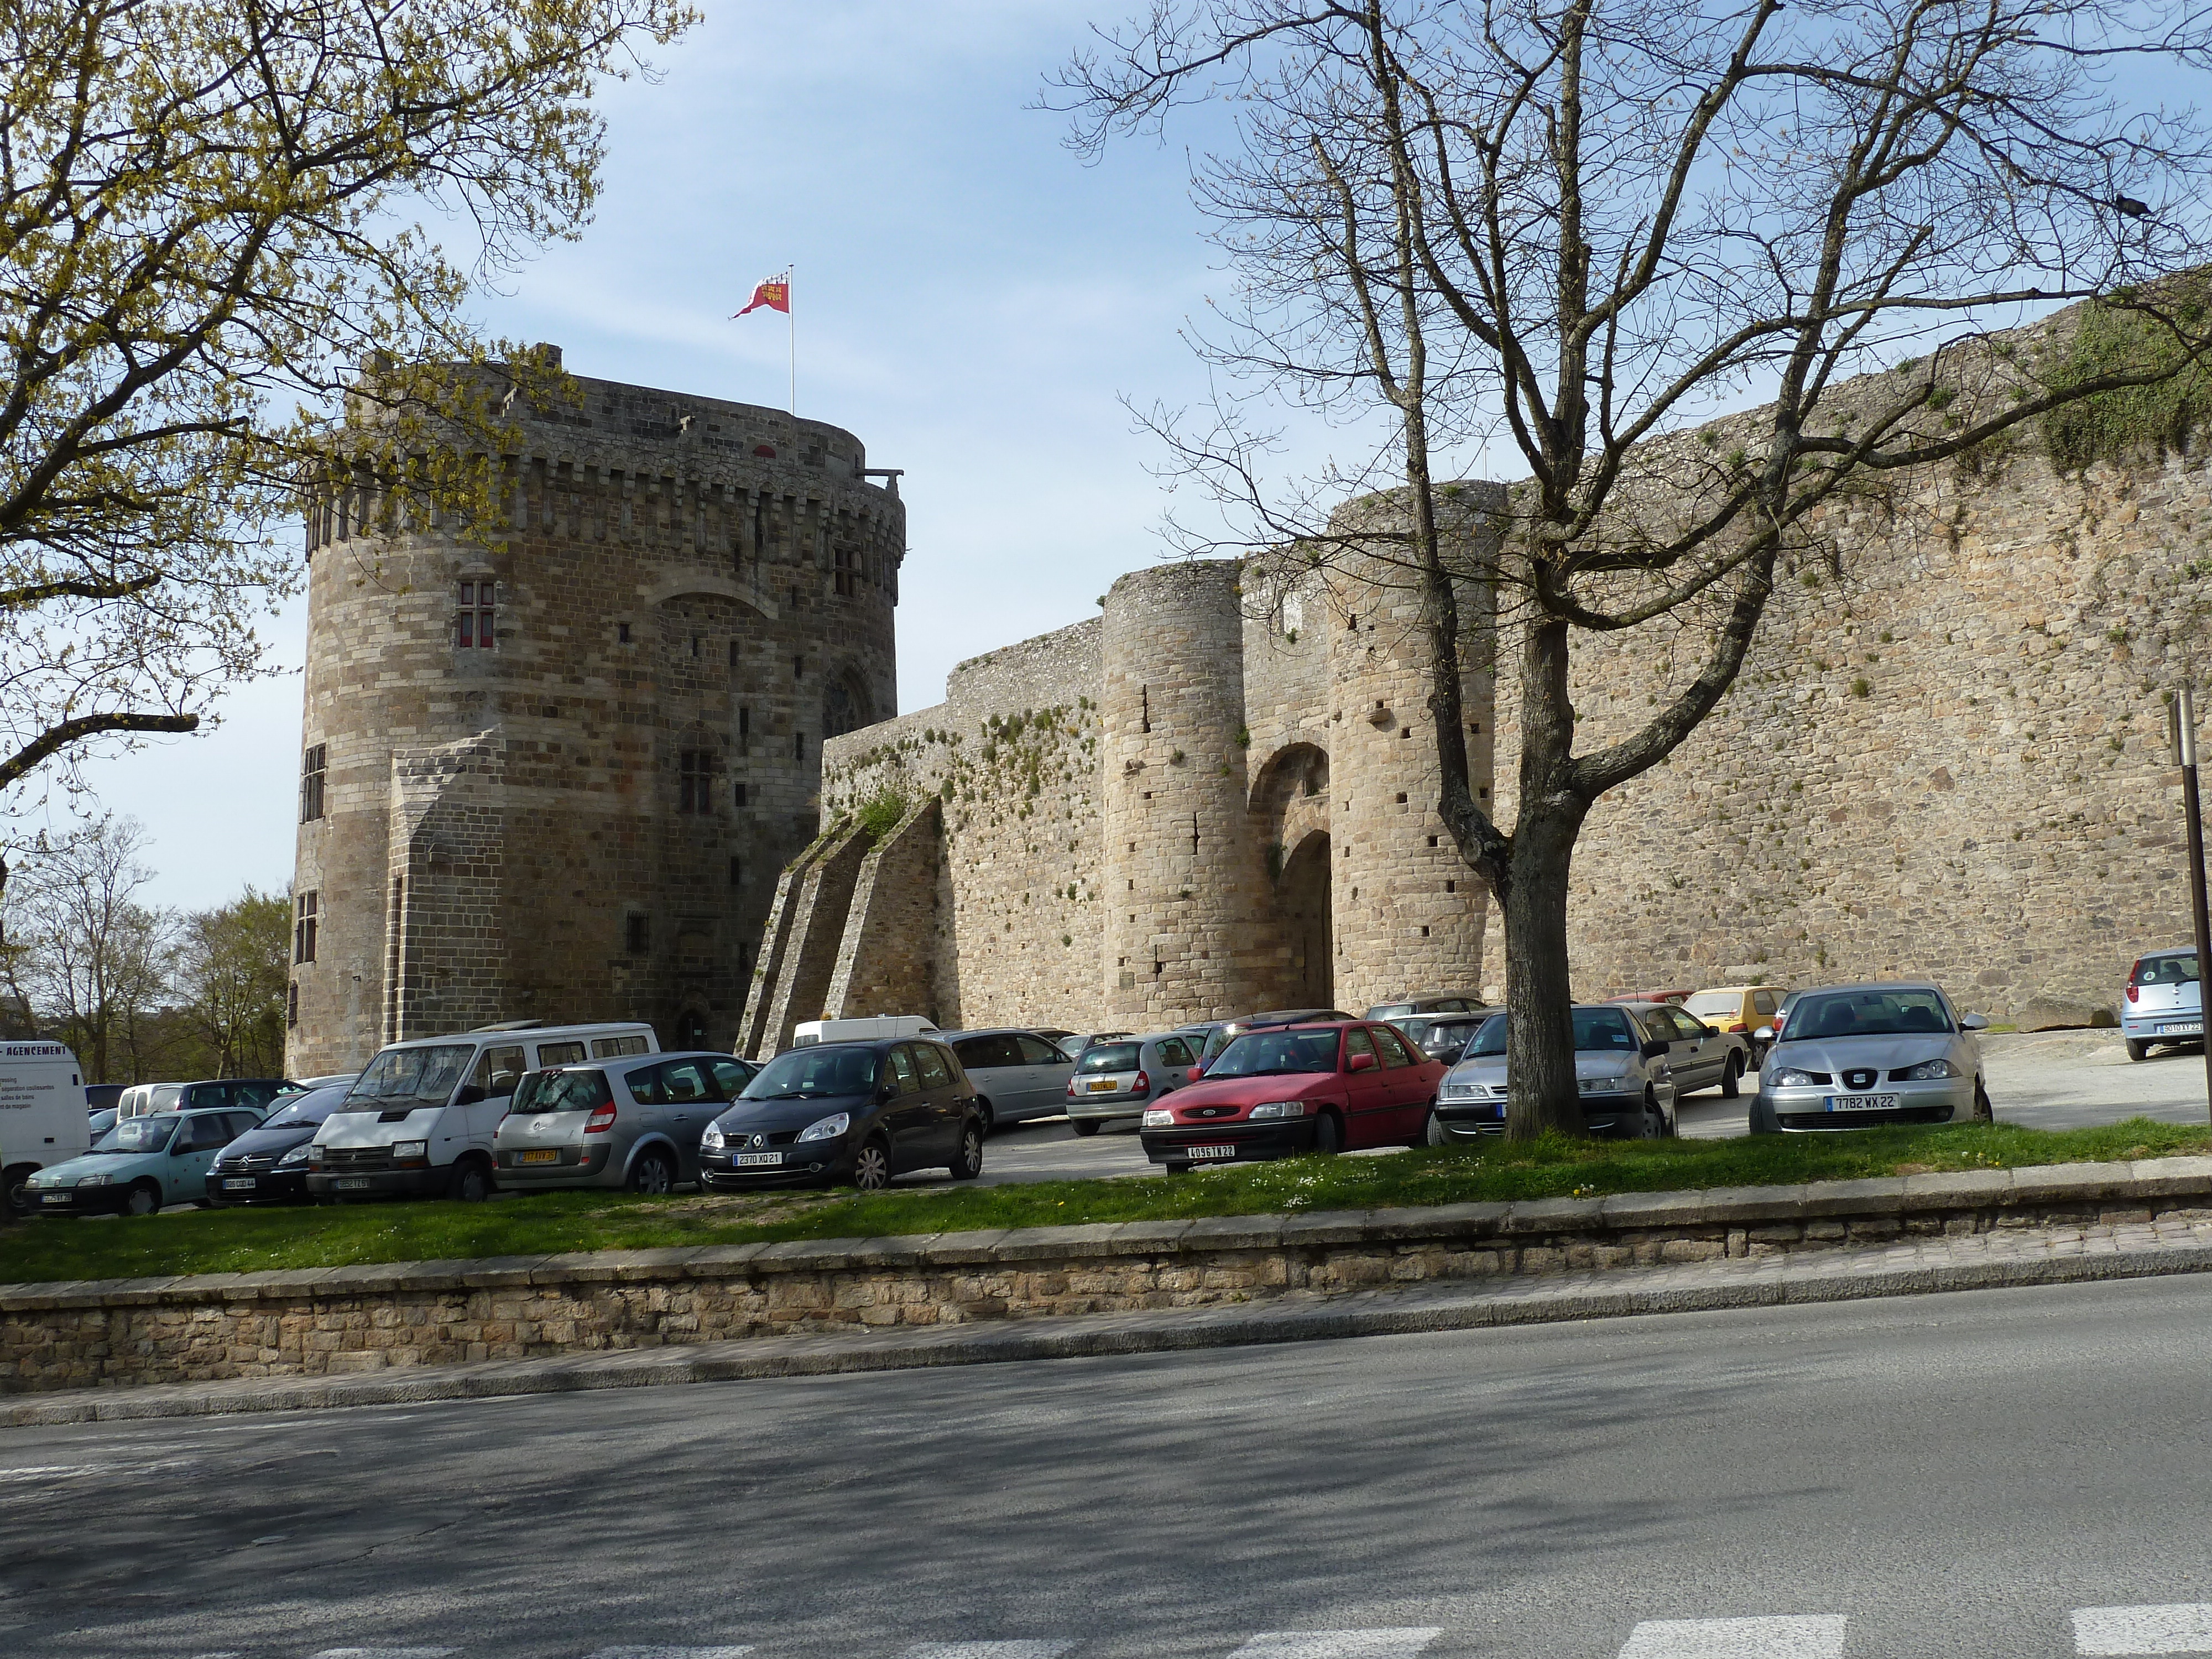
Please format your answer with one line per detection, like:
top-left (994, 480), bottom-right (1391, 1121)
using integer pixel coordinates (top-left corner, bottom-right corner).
top-left (1752, 982), bottom-right (1989, 1133)
top-left (493, 1051), bottom-right (758, 1193)
top-left (1063, 1032), bottom-right (1201, 1134)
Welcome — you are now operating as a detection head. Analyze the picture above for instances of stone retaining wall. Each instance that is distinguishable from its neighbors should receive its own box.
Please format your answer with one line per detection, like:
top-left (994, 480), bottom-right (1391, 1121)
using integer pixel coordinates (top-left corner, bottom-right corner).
top-left (7, 1158), bottom-right (2210, 1396)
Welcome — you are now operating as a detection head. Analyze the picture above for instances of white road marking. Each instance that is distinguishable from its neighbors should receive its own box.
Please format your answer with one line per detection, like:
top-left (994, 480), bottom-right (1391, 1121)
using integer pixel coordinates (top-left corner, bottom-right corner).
top-left (584, 1648), bottom-right (757, 1658)
top-left (898, 1647), bottom-right (1073, 1659)
top-left (1618, 1617), bottom-right (1849, 1659)
top-left (2075, 1605), bottom-right (2212, 1655)
top-left (307, 1650), bottom-right (458, 1658)
top-left (1228, 1634), bottom-right (1443, 1658)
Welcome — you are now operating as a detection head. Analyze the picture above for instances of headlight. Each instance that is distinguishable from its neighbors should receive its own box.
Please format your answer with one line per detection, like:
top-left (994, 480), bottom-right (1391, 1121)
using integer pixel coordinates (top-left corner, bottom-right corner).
top-left (279, 1143), bottom-right (311, 1167)
top-left (797, 1112), bottom-right (849, 1142)
top-left (1141, 1108), bottom-right (1173, 1127)
top-left (1578, 1075), bottom-right (1635, 1094)
top-left (1902, 1058), bottom-right (1961, 1081)
top-left (392, 1140), bottom-right (428, 1160)
top-left (1768, 1067), bottom-right (1820, 1088)
top-left (1248, 1101), bottom-right (1308, 1120)
top-left (701, 1123), bottom-right (725, 1150)
top-left (1441, 1080), bottom-right (1483, 1100)
top-left (28, 1172), bottom-right (53, 1188)
top-left (75, 1172), bottom-right (109, 1187)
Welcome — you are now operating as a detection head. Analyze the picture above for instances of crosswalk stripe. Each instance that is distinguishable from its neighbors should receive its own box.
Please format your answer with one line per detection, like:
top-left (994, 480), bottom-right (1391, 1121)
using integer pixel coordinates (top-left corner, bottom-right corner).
top-left (583, 1648), bottom-right (756, 1658)
top-left (307, 1651), bottom-right (458, 1658)
top-left (2074, 1604), bottom-right (2212, 1655)
top-left (896, 1646), bottom-right (1074, 1659)
top-left (1228, 1633), bottom-right (1443, 1658)
top-left (1618, 1617), bottom-right (1849, 1659)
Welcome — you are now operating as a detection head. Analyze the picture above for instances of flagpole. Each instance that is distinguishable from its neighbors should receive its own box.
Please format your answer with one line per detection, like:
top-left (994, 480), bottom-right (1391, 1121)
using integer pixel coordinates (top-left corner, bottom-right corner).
top-left (787, 264), bottom-right (796, 415)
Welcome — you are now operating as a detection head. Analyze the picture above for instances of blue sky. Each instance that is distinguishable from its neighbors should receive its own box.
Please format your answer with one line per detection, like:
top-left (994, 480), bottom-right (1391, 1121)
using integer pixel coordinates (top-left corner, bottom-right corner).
top-left (80, 2), bottom-right (1361, 911)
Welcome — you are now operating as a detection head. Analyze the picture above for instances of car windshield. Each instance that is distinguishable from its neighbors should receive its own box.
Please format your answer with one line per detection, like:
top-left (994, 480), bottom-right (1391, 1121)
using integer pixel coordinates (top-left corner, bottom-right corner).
top-left (509, 1069), bottom-right (609, 1112)
top-left (104, 1113), bottom-right (181, 1154)
top-left (1077, 1042), bottom-right (1142, 1074)
top-left (347, 1044), bottom-right (475, 1109)
top-left (259, 1086), bottom-right (352, 1130)
top-left (1464, 1010), bottom-right (1641, 1057)
top-left (1369, 1003), bottom-right (1414, 1018)
top-left (1683, 992), bottom-right (1739, 1018)
top-left (742, 1046), bottom-right (880, 1099)
top-left (1788, 989), bottom-right (1954, 1039)
top-left (1207, 1029), bottom-right (1342, 1077)
top-left (2136, 952), bottom-right (2200, 985)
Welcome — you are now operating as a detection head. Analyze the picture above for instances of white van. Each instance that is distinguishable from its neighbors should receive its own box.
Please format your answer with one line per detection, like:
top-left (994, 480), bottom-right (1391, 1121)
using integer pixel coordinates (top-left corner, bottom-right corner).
top-left (306, 1021), bottom-right (658, 1203)
top-left (0, 1041), bottom-right (90, 1216)
top-left (788, 1015), bottom-right (939, 1050)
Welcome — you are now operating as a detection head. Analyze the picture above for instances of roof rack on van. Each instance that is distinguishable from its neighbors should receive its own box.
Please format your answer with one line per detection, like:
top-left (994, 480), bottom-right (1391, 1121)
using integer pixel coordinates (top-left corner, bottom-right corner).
top-left (468, 1019), bottom-right (547, 1031)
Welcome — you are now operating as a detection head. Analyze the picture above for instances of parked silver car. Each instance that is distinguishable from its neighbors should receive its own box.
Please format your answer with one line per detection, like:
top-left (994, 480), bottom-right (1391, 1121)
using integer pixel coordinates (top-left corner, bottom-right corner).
top-left (1751, 982), bottom-right (1990, 1133)
top-left (1388, 1011), bottom-right (1489, 1064)
top-left (2122, 945), bottom-right (2200, 1062)
top-left (493, 1051), bottom-right (757, 1193)
top-left (1616, 1000), bottom-right (1748, 1098)
top-left (1365, 992), bottom-right (1487, 1020)
top-left (1063, 1032), bottom-right (1201, 1134)
top-left (1432, 1006), bottom-right (1679, 1140)
top-left (943, 1029), bottom-right (1075, 1134)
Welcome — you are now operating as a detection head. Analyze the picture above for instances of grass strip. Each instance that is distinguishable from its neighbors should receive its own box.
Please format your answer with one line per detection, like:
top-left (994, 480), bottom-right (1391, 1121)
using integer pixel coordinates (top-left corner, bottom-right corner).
top-left (2, 1117), bottom-right (2206, 1288)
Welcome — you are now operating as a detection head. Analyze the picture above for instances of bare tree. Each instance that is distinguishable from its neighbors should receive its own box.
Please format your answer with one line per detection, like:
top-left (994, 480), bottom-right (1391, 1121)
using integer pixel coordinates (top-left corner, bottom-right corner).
top-left (1052, 0), bottom-right (2212, 1135)
top-left (1, 817), bottom-right (171, 1083)
top-left (0, 0), bottom-right (696, 816)
top-left (173, 888), bottom-right (291, 1079)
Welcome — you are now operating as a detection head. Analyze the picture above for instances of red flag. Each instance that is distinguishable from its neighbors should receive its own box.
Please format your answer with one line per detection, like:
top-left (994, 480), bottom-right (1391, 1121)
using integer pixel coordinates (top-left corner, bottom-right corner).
top-left (735, 276), bottom-right (789, 317)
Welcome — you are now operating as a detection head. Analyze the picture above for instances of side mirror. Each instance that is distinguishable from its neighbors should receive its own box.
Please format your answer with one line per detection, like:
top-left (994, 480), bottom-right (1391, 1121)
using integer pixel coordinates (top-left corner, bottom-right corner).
top-left (1191, 1061), bottom-right (1207, 1078)
top-left (1642, 1038), bottom-right (1670, 1059)
top-left (1347, 1052), bottom-right (1377, 1073)
top-left (1960, 1013), bottom-right (1990, 1031)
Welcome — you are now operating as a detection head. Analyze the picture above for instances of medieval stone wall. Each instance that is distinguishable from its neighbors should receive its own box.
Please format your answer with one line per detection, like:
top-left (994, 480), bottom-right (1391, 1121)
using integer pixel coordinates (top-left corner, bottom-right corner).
top-left (288, 363), bottom-right (904, 1074)
top-left (1485, 439), bottom-right (2211, 1021)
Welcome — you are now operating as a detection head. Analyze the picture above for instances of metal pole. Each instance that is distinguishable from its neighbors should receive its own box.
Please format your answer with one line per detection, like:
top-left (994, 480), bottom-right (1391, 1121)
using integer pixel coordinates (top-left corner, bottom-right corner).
top-left (2176, 687), bottom-right (2212, 1125)
top-left (787, 264), bottom-right (796, 415)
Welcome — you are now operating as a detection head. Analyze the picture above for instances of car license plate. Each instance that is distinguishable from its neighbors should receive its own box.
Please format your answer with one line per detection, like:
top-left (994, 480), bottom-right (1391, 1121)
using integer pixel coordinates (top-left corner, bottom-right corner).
top-left (2161, 1021), bottom-right (2204, 1036)
top-left (517, 1149), bottom-right (559, 1164)
top-left (334, 1176), bottom-right (372, 1190)
top-left (221, 1177), bottom-right (257, 1191)
top-left (1825, 1094), bottom-right (1900, 1112)
top-left (734, 1151), bottom-right (781, 1167)
top-left (41, 1192), bottom-right (69, 1204)
top-left (1087, 1079), bottom-right (1118, 1092)
top-left (1187, 1144), bottom-right (1236, 1160)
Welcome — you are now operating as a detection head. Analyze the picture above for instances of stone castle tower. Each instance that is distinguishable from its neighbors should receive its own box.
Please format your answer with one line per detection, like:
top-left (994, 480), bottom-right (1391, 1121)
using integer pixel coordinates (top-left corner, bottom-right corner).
top-left (285, 357), bottom-right (905, 1075)
top-left (744, 484), bottom-right (1504, 1051)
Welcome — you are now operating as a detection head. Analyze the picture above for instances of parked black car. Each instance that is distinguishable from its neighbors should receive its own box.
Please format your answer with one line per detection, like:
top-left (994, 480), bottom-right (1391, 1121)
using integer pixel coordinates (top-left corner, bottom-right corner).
top-left (697, 1037), bottom-right (983, 1193)
top-left (204, 1083), bottom-right (356, 1206)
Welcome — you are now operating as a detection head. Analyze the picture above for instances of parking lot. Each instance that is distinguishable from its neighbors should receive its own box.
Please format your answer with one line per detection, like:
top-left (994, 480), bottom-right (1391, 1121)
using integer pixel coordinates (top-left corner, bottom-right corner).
top-left (941, 1027), bottom-right (2212, 1188)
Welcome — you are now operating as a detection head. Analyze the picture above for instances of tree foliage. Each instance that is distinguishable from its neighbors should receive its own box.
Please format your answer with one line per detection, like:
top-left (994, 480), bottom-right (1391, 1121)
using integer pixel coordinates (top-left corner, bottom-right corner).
top-left (1052, 0), bottom-right (2212, 1136)
top-left (0, 0), bottom-right (695, 806)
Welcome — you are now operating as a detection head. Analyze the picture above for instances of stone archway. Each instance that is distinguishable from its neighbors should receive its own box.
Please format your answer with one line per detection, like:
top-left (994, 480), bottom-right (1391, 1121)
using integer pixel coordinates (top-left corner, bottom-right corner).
top-left (1279, 830), bottom-right (1333, 1006)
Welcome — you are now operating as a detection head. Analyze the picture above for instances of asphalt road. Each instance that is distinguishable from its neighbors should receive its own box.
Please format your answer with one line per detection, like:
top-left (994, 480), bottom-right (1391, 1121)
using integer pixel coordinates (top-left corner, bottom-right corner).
top-left (8, 1276), bottom-right (2212, 1657)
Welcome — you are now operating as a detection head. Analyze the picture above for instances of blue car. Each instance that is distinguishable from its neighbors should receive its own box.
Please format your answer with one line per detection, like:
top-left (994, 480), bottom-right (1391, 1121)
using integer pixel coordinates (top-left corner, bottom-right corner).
top-left (24, 1104), bottom-right (270, 1217)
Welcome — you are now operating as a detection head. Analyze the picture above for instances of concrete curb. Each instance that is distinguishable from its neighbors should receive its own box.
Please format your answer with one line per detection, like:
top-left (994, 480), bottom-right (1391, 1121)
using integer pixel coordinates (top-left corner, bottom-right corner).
top-left (12, 1226), bottom-right (2212, 1426)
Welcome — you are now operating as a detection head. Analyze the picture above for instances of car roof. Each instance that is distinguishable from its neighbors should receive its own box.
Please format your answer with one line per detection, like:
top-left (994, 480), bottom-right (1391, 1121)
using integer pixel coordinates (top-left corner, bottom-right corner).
top-left (1792, 980), bottom-right (1947, 994)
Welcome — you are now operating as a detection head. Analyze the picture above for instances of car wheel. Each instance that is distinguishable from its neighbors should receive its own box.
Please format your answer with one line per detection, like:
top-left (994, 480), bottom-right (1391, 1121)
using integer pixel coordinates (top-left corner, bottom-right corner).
top-left (851, 1136), bottom-right (892, 1192)
top-left (2126, 1038), bottom-right (2150, 1063)
top-left (973, 1099), bottom-right (995, 1138)
top-left (2, 1163), bottom-right (33, 1219)
top-left (1311, 1112), bottom-right (1342, 1156)
top-left (1973, 1079), bottom-right (1994, 1123)
top-left (1720, 1052), bottom-right (1743, 1099)
top-left (626, 1147), bottom-right (675, 1194)
top-left (124, 1181), bottom-right (161, 1217)
top-left (1423, 1109), bottom-right (1448, 1147)
top-left (1410, 1103), bottom-right (1439, 1149)
top-left (447, 1159), bottom-right (491, 1203)
top-left (1634, 1092), bottom-right (1666, 1139)
top-left (1071, 1118), bottom-right (1100, 1137)
top-left (948, 1121), bottom-right (984, 1181)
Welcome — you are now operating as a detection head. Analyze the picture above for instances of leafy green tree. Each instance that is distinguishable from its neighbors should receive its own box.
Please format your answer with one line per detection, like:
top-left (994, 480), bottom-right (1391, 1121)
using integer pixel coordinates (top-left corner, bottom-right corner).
top-left (0, 0), bottom-right (696, 812)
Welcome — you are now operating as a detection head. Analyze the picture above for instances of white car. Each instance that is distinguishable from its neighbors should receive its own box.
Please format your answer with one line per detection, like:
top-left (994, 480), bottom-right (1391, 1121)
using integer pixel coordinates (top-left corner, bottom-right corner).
top-left (1751, 982), bottom-right (1989, 1133)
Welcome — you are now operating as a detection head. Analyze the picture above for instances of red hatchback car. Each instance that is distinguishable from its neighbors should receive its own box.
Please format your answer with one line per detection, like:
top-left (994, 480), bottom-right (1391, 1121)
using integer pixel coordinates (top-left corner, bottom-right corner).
top-left (1138, 1021), bottom-right (1446, 1172)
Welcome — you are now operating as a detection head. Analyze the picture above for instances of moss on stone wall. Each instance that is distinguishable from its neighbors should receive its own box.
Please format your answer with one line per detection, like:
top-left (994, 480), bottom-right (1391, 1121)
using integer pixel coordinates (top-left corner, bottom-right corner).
top-left (2040, 294), bottom-right (2212, 471)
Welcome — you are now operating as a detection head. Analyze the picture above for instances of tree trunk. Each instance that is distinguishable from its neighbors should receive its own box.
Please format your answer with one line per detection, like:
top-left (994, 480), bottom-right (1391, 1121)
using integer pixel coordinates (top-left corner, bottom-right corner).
top-left (1504, 614), bottom-right (1589, 1138)
top-left (1503, 798), bottom-right (1588, 1137)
